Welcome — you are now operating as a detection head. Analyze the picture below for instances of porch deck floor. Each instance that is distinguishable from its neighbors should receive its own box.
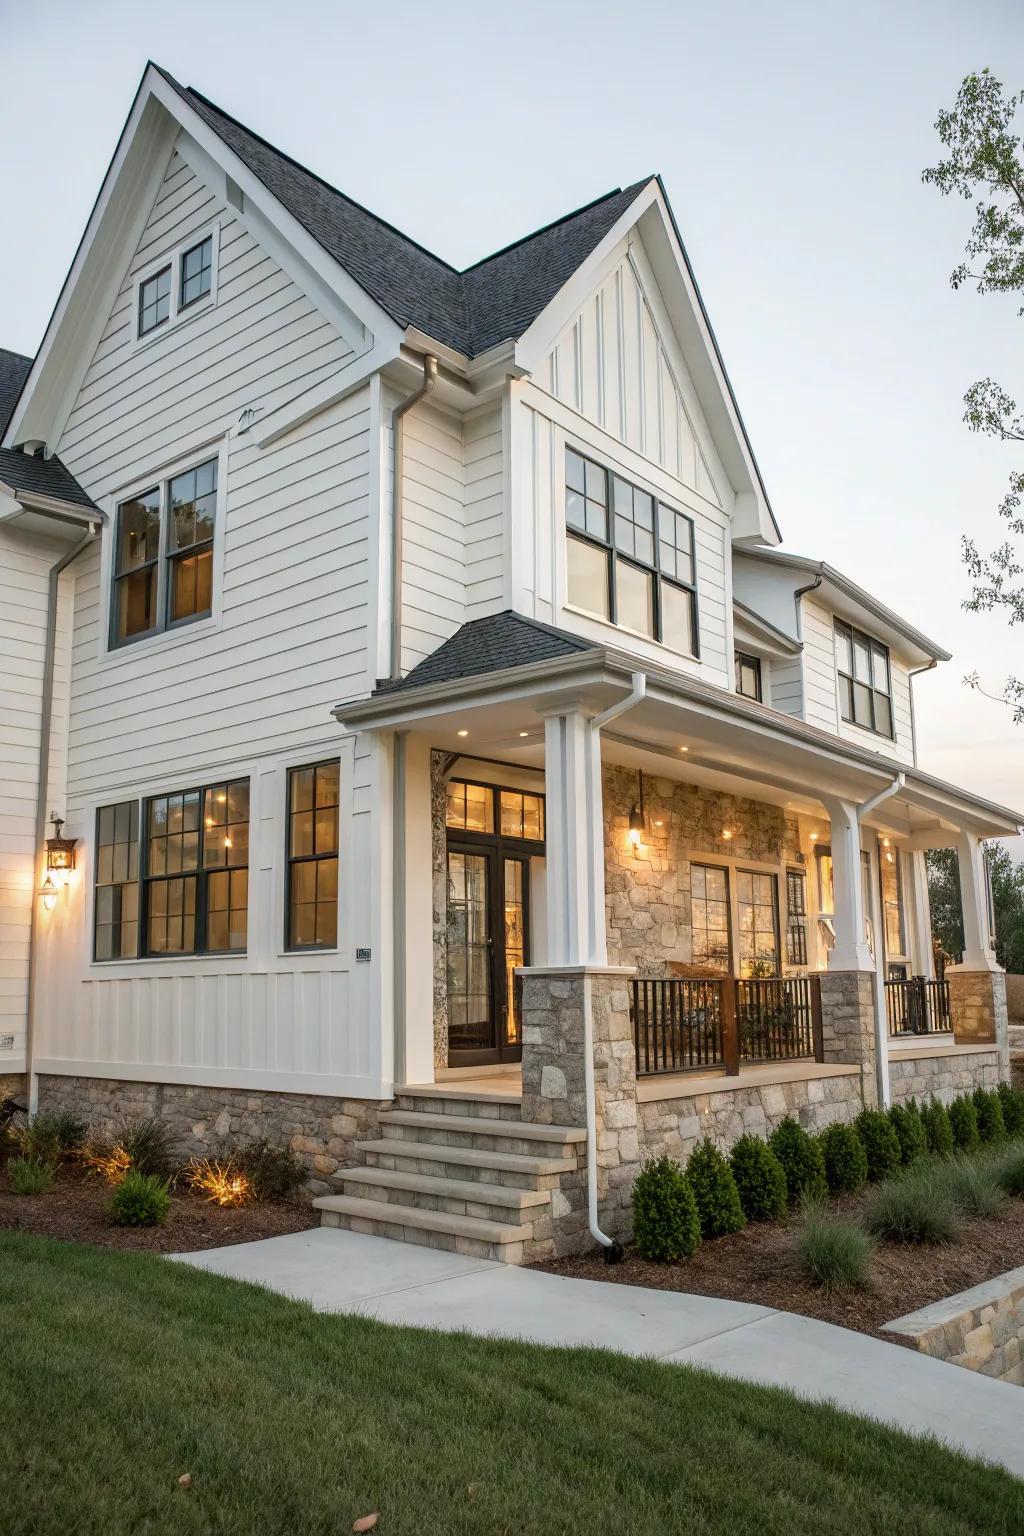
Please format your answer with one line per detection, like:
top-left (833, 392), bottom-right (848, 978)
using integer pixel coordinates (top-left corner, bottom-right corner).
top-left (636, 1059), bottom-right (859, 1104)
top-left (887, 1036), bottom-right (994, 1059)
top-left (402, 1068), bottom-right (523, 1102)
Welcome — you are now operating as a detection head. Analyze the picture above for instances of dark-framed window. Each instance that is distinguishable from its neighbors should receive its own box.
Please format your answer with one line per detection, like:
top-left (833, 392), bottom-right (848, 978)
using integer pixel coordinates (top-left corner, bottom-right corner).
top-left (112, 457), bottom-right (217, 646)
top-left (565, 447), bottom-right (699, 655)
top-left (138, 265), bottom-right (171, 337)
top-left (93, 801), bottom-right (140, 960)
top-left (879, 843), bottom-right (906, 959)
top-left (287, 761), bottom-right (340, 950)
top-left (835, 620), bottom-right (893, 738)
top-left (690, 863), bottom-right (731, 971)
top-left (142, 779), bottom-right (249, 955)
top-left (737, 869), bottom-right (780, 976)
top-left (735, 652), bottom-right (762, 701)
top-left (180, 236), bottom-right (213, 309)
top-left (786, 868), bottom-right (808, 966)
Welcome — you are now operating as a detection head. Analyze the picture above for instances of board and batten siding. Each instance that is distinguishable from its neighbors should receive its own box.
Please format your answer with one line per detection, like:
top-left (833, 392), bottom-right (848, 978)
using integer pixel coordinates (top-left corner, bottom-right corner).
top-left (30, 141), bottom-right (394, 1097)
top-left (801, 597), bottom-right (915, 764)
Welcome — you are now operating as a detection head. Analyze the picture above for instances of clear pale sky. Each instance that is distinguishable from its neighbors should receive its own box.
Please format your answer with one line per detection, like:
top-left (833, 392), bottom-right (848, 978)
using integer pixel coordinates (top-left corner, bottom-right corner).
top-left (1, 0), bottom-right (1021, 841)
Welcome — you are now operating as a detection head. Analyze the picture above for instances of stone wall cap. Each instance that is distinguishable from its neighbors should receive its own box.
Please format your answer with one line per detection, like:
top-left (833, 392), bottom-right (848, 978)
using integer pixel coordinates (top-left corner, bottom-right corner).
top-left (517, 965), bottom-right (637, 979)
top-left (888, 1041), bottom-right (1001, 1061)
top-left (883, 1265), bottom-right (1024, 1337)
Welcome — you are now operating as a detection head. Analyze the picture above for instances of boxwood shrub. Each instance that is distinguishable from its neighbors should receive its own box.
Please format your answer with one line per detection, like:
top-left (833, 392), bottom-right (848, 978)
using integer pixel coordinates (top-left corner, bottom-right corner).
top-left (818, 1122), bottom-right (868, 1194)
top-left (887, 1102), bottom-right (928, 1167)
top-left (972, 1087), bottom-right (1006, 1144)
top-left (997, 1081), bottom-right (1024, 1138)
top-left (632, 1157), bottom-right (701, 1261)
top-left (686, 1138), bottom-right (746, 1238)
top-left (768, 1117), bottom-right (827, 1205)
top-left (920, 1095), bottom-right (955, 1158)
top-left (949, 1094), bottom-right (981, 1153)
top-left (729, 1134), bottom-right (787, 1223)
top-left (854, 1109), bottom-right (902, 1182)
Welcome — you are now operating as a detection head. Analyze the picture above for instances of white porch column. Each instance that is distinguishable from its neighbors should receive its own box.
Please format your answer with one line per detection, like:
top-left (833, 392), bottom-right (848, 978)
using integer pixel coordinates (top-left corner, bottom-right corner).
top-left (821, 796), bottom-right (874, 972)
top-left (542, 707), bottom-right (607, 967)
top-left (954, 830), bottom-right (1000, 972)
top-left (906, 850), bottom-right (935, 979)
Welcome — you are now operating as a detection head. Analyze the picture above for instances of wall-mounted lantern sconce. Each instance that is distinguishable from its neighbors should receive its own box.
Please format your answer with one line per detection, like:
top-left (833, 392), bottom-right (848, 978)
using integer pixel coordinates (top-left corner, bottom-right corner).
top-left (45, 814), bottom-right (77, 879)
top-left (628, 771), bottom-right (645, 851)
top-left (39, 875), bottom-right (59, 912)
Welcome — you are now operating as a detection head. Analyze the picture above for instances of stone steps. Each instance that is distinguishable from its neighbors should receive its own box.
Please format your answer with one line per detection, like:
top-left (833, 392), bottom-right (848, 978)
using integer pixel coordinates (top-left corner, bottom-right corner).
top-left (379, 1108), bottom-right (585, 1159)
top-left (336, 1166), bottom-right (551, 1225)
top-left (314, 1193), bottom-right (532, 1263)
top-left (355, 1137), bottom-right (576, 1188)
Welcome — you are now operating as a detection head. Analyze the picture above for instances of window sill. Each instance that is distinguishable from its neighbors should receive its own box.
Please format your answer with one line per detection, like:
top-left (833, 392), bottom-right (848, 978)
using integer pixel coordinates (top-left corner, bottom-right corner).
top-left (129, 294), bottom-right (215, 355)
top-left (101, 614), bottom-right (220, 667)
top-left (562, 604), bottom-right (698, 663)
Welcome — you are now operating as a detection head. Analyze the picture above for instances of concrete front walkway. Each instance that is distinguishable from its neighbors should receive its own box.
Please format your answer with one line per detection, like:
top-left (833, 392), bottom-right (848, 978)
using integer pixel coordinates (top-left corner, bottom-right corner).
top-left (174, 1228), bottom-right (1024, 1479)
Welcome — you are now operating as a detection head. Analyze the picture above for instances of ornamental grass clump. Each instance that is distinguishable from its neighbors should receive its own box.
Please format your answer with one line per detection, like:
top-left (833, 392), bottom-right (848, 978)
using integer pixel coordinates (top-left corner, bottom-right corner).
top-left (729, 1134), bottom-right (787, 1223)
top-left (109, 1170), bottom-right (171, 1227)
top-left (185, 1157), bottom-right (253, 1208)
top-left (972, 1088), bottom-right (1006, 1144)
top-left (768, 1117), bottom-right (827, 1206)
top-left (632, 1157), bottom-right (701, 1261)
top-left (920, 1096), bottom-right (955, 1158)
top-left (854, 1109), bottom-right (902, 1183)
top-left (230, 1136), bottom-right (305, 1200)
top-left (990, 1143), bottom-right (1024, 1198)
top-left (6, 1156), bottom-right (57, 1197)
top-left (935, 1153), bottom-right (1006, 1219)
top-left (686, 1138), bottom-right (745, 1238)
top-left (84, 1115), bottom-right (179, 1183)
top-left (795, 1206), bottom-right (872, 1291)
top-left (887, 1102), bottom-right (928, 1167)
top-left (818, 1122), bottom-right (868, 1195)
top-left (15, 1109), bottom-right (85, 1164)
top-left (948, 1095), bottom-right (981, 1154)
top-left (996, 1081), bottom-right (1024, 1138)
top-left (864, 1168), bottom-right (958, 1245)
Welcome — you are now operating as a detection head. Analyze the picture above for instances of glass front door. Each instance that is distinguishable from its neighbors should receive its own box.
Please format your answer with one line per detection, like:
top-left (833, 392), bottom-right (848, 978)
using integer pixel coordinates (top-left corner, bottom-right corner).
top-left (446, 845), bottom-right (532, 1065)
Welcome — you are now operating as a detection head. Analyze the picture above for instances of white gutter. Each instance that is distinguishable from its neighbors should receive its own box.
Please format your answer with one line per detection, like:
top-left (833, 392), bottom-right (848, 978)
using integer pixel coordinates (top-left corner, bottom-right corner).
top-left (389, 355), bottom-right (438, 682)
top-left (584, 671), bottom-right (647, 1261)
top-left (856, 772), bottom-right (905, 1109)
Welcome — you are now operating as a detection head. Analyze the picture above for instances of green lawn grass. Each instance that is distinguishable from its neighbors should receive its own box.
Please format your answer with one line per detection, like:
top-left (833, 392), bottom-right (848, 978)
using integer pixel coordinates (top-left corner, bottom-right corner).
top-left (1, 1232), bottom-right (1021, 1534)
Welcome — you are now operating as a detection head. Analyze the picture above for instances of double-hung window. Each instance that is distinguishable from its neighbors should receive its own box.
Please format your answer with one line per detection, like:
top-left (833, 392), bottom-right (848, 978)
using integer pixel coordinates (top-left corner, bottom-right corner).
top-left (112, 458), bottom-right (217, 646)
top-left (835, 621), bottom-right (893, 738)
top-left (286, 761), bottom-right (340, 949)
top-left (735, 652), bottom-right (762, 701)
top-left (94, 801), bottom-right (140, 960)
top-left (143, 780), bottom-right (249, 955)
top-left (565, 447), bottom-right (699, 655)
top-left (136, 231), bottom-right (216, 340)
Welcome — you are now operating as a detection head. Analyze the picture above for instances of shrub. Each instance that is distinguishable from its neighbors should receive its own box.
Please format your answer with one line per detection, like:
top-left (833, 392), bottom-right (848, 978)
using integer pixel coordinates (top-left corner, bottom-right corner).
top-left (854, 1109), bottom-right (902, 1183)
top-left (887, 1102), bottom-right (928, 1167)
top-left (231, 1136), bottom-right (305, 1200)
top-left (934, 1153), bottom-right (1006, 1219)
top-left (990, 1144), bottom-right (1024, 1198)
top-left (85, 1115), bottom-right (179, 1182)
top-left (16, 1109), bottom-right (86, 1164)
top-left (109, 1170), bottom-right (171, 1227)
top-left (948, 1095), bottom-right (980, 1154)
top-left (686, 1138), bottom-right (746, 1237)
top-left (920, 1096), bottom-right (954, 1158)
top-left (768, 1118), bottom-right (827, 1205)
top-left (818, 1122), bottom-right (868, 1195)
top-left (795, 1207), bottom-right (872, 1290)
top-left (997, 1081), bottom-right (1024, 1138)
top-left (186, 1157), bottom-right (252, 1207)
top-left (729, 1135), bottom-right (787, 1223)
top-left (972, 1088), bottom-right (1006, 1144)
top-left (6, 1156), bottom-right (56, 1196)
top-left (632, 1157), bottom-right (701, 1261)
top-left (864, 1169), bottom-right (958, 1244)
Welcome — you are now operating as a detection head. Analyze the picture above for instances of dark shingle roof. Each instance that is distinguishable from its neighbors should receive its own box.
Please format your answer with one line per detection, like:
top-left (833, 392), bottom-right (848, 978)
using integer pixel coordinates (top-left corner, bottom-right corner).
top-left (375, 611), bottom-right (597, 695)
top-left (155, 67), bottom-right (650, 358)
top-left (0, 347), bottom-right (97, 510)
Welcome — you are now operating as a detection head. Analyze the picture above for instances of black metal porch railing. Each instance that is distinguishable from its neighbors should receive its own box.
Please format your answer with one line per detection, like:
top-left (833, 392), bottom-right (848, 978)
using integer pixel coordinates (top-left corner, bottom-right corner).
top-left (630, 974), bottom-right (824, 1077)
top-left (737, 976), bottom-right (822, 1064)
top-left (885, 976), bottom-right (951, 1037)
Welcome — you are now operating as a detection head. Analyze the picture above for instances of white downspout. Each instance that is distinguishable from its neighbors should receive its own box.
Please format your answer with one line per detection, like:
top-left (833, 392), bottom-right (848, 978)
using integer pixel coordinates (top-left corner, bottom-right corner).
top-left (583, 671), bottom-right (646, 1261)
top-left (857, 772), bottom-right (904, 1108)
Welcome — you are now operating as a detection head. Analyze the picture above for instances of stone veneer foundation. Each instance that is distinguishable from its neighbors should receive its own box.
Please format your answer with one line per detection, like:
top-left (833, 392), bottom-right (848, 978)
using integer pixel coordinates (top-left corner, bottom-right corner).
top-left (637, 1068), bottom-right (864, 1163)
top-left (884, 1265), bottom-right (1024, 1385)
top-left (0, 1072), bottom-right (25, 1101)
top-left (888, 1045), bottom-right (1005, 1104)
top-left (36, 1075), bottom-right (386, 1195)
top-left (818, 970), bottom-right (878, 1106)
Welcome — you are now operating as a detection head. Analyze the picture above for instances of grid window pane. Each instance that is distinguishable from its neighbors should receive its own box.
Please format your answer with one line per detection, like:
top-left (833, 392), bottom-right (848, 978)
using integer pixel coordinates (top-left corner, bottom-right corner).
top-left (738, 871), bottom-right (779, 976)
top-left (691, 863), bottom-right (730, 971)
top-left (835, 621), bottom-right (894, 740)
top-left (287, 760), bottom-right (340, 949)
top-left (141, 779), bottom-right (248, 956)
top-left (661, 582), bottom-right (695, 655)
top-left (180, 236), bottom-right (213, 308)
top-left (94, 800), bottom-right (140, 960)
top-left (139, 266), bottom-right (171, 336)
top-left (615, 558), bottom-right (655, 636)
top-left (445, 781), bottom-right (494, 834)
top-left (567, 535), bottom-right (610, 618)
top-left (499, 791), bottom-right (545, 842)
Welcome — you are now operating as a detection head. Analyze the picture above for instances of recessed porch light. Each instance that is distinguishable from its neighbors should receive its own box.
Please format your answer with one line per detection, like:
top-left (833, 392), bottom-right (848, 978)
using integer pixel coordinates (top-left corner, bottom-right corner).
top-left (519, 731), bottom-right (529, 738)
top-left (457, 730), bottom-right (469, 738)
top-left (679, 746), bottom-right (689, 752)
top-left (721, 829), bottom-right (733, 840)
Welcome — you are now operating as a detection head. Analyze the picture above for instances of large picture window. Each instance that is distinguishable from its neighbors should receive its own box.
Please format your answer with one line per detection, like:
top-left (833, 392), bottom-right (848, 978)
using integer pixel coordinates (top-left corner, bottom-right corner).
top-left (93, 801), bottom-right (140, 960)
top-left (835, 620), bottom-right (893, 738)
top-left (786, 868), bottom-right (808, 966)
top-left (565, 447), bottom-right (699, 655)
top-left (690, 864), bottom-right (731, 972)
top-left (287, 761), bottom-right (340, 949)
top-left (142, 779), bottom-right (249, 955)
top-left (112, 458), bottom-right (218, 646)
top-left (737, 870), bottom-right (780, 977)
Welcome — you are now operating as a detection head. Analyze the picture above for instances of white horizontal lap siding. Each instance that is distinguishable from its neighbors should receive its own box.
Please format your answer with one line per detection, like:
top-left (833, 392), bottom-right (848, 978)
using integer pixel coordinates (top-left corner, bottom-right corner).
top-left (800, 599), bottom-right (840, 732)
top-left (398, 398), bottom-right (466, 673)
top-left (463, 404), bottom-right (505, 620)
top-left (769, 656), bottom-right (803, 718)
top-left (0, 527), bottom-right (68, 1069)
top-left (55, 147), bottom-right (371, 798)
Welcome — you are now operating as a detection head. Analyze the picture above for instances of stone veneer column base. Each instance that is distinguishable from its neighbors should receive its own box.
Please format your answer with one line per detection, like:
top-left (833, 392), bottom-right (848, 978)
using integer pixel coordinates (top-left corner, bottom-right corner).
top-left (818, 970), bottom-right (878, 1109)
top-left (948, 969), bottom-right (1010, 1078)
top-left (519, 966), bottom-right (639, 1253)
top-left (35, 1074), bottom-right (388, 1195)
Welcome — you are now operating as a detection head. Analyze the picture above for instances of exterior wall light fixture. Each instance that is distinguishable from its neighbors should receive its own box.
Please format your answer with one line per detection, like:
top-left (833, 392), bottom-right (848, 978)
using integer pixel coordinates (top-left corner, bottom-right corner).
top-left (39, 875), bottom-right (59, 912)
top-left (628, 771), bottom-right (645, 849)
top-left (45, 814), bottom-right (78, 881)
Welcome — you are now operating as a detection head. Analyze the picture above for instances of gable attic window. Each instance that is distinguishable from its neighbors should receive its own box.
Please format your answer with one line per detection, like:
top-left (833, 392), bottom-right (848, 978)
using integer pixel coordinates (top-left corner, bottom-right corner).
top-left (180, 236), bottom-right (213, 309)
top-left (112, 458), bottom-right (218, 646)
top-left (138, 265), bottom-right (171, 337)
top-left (835, 620), bottom-right (893, 739)
top-left (134, 226), bottom-right (219, 342)
top-left (565, 447), bottom-right (699, 655)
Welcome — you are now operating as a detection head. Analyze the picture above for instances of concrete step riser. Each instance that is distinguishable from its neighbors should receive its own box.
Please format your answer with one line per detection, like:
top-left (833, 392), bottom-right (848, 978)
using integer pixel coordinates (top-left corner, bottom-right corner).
top-left (362, 1148), bottom-right (553, 1191)
top-left (340, 1178), bottom-right (540, 1226)
top-left (394, 1095), bottom-right (523, 1122)
top-left (320, 1208), bottom-right (523, 1264)
top-left (378, 1122), bottom-right (582, 1160)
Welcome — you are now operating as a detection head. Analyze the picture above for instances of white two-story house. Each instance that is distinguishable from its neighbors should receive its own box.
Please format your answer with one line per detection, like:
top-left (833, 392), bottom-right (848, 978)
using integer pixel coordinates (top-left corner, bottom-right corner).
top-left (0, 63), bottom-right (1017, 1260)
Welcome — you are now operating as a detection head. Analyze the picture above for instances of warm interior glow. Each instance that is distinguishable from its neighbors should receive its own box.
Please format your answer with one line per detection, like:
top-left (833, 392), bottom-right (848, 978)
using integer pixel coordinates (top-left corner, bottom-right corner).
top-left (39, 875), bottom-right (58, 912)
top-left (187, 1157), bottom-right (253, 1207)
top-left (457, 729), bottom-right (469, 737)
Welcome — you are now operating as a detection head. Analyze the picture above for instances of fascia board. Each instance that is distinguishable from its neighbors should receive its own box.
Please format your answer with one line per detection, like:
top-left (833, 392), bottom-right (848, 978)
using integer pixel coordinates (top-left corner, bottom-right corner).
top-left (333, 652), bottom-right (612, 729)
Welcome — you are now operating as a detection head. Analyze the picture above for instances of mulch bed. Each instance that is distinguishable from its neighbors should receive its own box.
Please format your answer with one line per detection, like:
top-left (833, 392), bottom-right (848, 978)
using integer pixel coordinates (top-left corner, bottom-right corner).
top-left (532, 1195), bottom-right (1024, 1341)
top-left (0, 1164), bottom-right (318, 1254)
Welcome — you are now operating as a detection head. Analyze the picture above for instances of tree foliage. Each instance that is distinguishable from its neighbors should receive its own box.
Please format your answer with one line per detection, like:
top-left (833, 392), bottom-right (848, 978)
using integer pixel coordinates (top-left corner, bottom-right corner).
top-left (926, 842), bottom-right (1024, 972)
top-left (924, 69), bottom-right (1024, 717)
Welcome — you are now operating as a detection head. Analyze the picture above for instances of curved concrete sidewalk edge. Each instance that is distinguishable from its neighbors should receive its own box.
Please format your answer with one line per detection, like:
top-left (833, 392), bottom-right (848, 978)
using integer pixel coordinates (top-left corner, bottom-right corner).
top-left (172, 1228), bottom-right (1024, 1480)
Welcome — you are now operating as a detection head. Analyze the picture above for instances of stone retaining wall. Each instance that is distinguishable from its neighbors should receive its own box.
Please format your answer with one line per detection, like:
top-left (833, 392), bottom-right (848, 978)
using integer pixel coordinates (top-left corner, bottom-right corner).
top-left (36, 1074), bottom-right (386, 1195)
top-left (888, 1048), bottom-right (1005, 1104)
top-left (638, 1068), bottom-right (864, 1163)
top-left (883, 1265), bottom-right (1024, 1385)
top-left (0, 1073), bottom-right (25, 1102)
